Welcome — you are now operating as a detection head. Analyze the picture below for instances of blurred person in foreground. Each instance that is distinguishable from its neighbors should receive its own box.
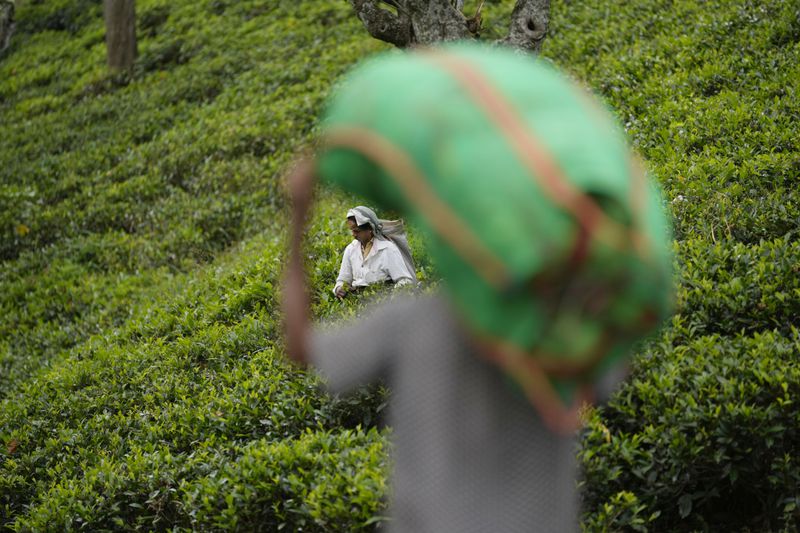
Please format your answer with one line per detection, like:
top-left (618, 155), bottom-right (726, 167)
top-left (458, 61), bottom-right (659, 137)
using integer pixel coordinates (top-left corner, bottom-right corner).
top-left (283, 44), bottom-right (673, 532)
top-left (333, 205), bottom-right (416, 298)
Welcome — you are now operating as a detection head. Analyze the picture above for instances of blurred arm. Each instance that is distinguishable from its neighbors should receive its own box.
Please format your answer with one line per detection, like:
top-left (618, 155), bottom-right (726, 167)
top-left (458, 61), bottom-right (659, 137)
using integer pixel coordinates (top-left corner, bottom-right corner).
top-left (309, 296), bottom-right (405, 392)
top-left (282, 159), bottom-right (316, 366)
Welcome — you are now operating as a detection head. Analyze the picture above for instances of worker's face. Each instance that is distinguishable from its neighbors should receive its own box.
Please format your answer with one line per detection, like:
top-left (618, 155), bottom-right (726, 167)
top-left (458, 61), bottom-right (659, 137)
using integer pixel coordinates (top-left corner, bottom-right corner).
top-left (347, 219), bottom-right (373, 244)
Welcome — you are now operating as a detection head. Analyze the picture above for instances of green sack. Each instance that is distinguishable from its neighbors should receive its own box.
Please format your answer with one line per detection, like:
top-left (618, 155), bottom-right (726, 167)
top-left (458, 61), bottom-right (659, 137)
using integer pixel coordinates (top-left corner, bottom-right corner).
top-left (316, 43), bottom-right (673, 432)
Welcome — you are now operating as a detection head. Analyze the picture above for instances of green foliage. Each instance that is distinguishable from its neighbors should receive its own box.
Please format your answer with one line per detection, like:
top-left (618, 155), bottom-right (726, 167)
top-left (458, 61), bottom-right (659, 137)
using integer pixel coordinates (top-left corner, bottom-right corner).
top-left (547, 0), bottom-right (800, 245)
top-left (15, 428), bottom-right (388, 532)
top-left (675, 238), bottom-right (800, 337)
top-left (0, 0), bottom-right (384, 395)
top-left (1, 0), bottom-right (392, 530)
top-left (1, 231), bottom-right (391, 529)
top-left (581, 490), bottom-right (656, 533)
top-left (1, 0), bottom-right (799, 530)
top-left (14, 0), bottom-right (101, 35)
top-left (580, 329), bottom-right (800, 531)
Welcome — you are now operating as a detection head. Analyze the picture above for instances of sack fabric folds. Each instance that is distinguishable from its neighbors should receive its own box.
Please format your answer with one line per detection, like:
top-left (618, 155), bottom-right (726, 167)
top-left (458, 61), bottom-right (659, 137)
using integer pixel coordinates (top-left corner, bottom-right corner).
top-left (315, 44), bottom-right (673, 432)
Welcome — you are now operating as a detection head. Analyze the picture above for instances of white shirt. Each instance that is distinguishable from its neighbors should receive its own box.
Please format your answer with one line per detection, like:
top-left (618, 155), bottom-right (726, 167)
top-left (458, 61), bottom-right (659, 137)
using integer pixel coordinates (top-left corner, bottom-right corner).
top-left (333, 237), bottom-right (416, 294)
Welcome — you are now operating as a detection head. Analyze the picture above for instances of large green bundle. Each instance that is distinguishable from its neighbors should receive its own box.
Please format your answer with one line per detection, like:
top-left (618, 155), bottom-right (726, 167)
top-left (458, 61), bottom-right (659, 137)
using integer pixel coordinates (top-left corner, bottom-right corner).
top-left (316, 44), bottom-right (672, 432)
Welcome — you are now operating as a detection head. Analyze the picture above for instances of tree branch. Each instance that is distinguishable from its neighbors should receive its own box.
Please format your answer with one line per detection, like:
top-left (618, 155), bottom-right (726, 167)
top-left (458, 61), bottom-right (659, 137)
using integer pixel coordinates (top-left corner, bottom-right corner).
top-left (349, 0), bottom-right (413, 48)
top-left (498, 0), bottom-right (550, 53)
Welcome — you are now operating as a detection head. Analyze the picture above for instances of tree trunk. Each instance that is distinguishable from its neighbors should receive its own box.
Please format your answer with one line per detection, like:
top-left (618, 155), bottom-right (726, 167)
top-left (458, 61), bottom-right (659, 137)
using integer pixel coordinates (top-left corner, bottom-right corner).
top-left (500, 0), bottom-right (549, 53)
top-left (0, 0), bottom-right (14, 55)
top-left (104, 0), bottom-right (137, 70)
top-left (348, 0), bottom-right (550, 54)
top-left (406, 0), bottom-right (472, 44)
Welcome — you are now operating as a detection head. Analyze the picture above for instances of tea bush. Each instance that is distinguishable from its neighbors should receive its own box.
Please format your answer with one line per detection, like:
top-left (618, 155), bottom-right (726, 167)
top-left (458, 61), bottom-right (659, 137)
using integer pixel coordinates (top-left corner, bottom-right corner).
top-left (675, 237), bottom-right (800, 337)
top-left (580, 329), bottom-right (799, 531)
top-left (1, 0), bottom-right (799, 530)
top-left (0, 0), bottom-right (383, 396)
top-left (2, 0), bottom-right (392, 529)
top-left (1, 221), bottom-right (391, 530)
top-left (15, 428), bottom-right (388, 532)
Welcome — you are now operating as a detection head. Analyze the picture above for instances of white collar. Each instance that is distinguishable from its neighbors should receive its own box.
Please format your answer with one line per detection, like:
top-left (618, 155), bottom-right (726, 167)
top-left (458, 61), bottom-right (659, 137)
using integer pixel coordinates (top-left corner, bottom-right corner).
top-left (352, 237), bottom-right (391, 251)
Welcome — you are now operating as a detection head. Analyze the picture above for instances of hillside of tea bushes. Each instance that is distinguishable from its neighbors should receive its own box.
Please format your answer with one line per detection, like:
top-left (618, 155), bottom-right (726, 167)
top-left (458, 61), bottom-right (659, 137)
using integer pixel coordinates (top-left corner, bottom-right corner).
top-left (1, 0), bottom-right (798, 530)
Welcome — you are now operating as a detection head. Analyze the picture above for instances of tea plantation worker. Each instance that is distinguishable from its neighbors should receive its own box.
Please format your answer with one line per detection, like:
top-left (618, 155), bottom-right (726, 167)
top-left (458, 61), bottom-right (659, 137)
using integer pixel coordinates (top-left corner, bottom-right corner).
top-left (283, 43), bottom-right (673, 532)
top-left (334, 205), bottom-right (416, 298)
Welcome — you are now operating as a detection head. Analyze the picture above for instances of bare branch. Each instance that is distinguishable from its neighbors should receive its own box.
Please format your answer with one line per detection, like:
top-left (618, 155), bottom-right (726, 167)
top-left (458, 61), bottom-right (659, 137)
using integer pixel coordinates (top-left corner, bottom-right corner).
top-left (498, 0), bottom-right (550, 53)
top-left (349, 0), bottom-right (413, 48)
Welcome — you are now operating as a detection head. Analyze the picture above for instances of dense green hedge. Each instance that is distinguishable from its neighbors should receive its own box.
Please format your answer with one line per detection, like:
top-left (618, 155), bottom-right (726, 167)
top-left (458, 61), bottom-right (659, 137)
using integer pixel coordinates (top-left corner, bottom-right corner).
top-left (551, 0), bottom-right (800, 245)
top-left (15, 428), bottom-right (387, 531)
top-left (581, 328), bottom-right (799, 531)
top-left (2, 0), bottom-right (392, 529)
top-left (1, 217), bottom-right (390, 530)
top-left (1, 0), bottom-right (799, 530)
top-left (0, 0), bottom-right (382, 396)
top-left (675, 237), bottom-right (800, 337)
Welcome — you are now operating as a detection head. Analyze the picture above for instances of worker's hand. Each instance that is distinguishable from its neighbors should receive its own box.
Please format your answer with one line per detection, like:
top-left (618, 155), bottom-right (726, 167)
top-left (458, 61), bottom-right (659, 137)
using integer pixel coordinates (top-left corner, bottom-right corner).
top-left (334, 285), bottom-right (348, 299)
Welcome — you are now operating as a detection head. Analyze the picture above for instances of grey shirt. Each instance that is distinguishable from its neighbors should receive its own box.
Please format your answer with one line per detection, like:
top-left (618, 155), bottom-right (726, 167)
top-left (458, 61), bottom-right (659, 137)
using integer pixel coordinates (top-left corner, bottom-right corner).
top-left (310, 294), bottom-right (578, 532)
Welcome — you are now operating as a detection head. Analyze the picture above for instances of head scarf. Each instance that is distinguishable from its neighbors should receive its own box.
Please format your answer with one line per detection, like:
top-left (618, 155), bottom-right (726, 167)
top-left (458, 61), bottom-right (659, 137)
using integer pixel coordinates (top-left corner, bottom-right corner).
top-left (347, 206), bottom-right (385, 238)
top-left (316, 44), bottom-right (673, 433)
